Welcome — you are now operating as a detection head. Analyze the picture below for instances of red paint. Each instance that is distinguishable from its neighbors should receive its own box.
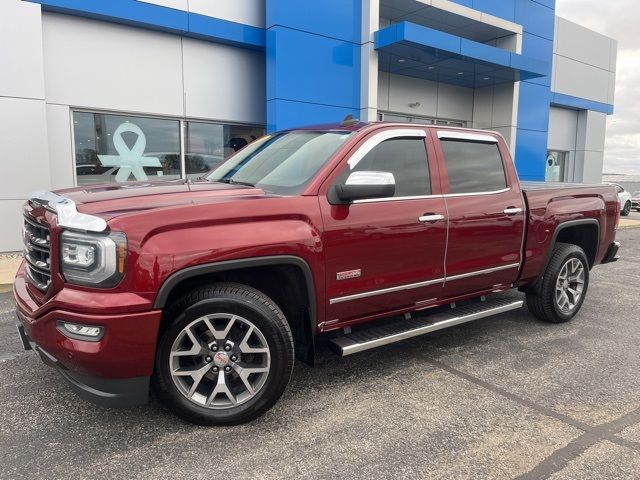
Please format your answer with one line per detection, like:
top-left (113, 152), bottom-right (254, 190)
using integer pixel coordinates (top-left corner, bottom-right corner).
top-left (14, 123), bottom-right (620, 382)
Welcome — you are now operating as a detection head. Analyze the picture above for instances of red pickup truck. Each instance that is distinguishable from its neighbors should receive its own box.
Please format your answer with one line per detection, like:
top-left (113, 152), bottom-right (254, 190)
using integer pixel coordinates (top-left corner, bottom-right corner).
top-left (14, 121), bottom-right (621, 425)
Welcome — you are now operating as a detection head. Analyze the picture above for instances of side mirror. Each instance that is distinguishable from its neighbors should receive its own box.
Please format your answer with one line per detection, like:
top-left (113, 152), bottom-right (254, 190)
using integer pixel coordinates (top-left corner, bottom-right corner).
top-left (329, 171), bottom-right (396, 204)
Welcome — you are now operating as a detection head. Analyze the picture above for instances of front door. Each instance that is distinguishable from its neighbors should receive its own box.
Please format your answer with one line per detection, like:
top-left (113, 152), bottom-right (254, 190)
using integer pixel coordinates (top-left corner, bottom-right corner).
top-left (434, 130), bottom-right (525, 297)
top-left (319, 128), bottom-right (447, 327)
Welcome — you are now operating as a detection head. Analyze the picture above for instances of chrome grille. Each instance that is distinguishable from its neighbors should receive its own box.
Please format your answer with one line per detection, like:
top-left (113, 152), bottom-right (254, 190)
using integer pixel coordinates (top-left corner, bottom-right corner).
top-left (23, 215), bottom-right (52, 292)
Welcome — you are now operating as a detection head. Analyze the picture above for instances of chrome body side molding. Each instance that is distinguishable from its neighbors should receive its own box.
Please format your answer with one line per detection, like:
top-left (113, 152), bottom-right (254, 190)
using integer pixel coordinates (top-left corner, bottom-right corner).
top-left (29, 190), bottom-right (107, 232)
top-left (329, 263), bottom-right (520, 305)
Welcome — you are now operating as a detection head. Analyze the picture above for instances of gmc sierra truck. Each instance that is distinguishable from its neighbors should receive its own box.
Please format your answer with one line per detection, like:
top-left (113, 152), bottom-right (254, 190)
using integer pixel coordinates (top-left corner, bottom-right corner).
top-left (14, 121), bottom-right (621, 426)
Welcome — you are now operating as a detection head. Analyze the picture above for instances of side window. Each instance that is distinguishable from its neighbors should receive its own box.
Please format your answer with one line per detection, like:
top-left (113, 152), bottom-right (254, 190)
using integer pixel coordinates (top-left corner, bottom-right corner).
top-left (341, 137), bottom-right (431, 198)
top-left (440, 140), bottom-right (507, 194)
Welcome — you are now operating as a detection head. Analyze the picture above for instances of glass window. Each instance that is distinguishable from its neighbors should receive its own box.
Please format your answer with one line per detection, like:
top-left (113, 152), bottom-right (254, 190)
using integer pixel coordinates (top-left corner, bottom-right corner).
top-left (205, 130), bottom-right (353, 195)
top-left (73, 112), bottom-right (181, 185)
top-left (545, 151), bottom-right (567, 182)
top-left (185, 122), bottom-right (265, 179)
top-left (339, 137), bottom-right (431, 198)
top-left (441, 140), bottom-right (507, 194)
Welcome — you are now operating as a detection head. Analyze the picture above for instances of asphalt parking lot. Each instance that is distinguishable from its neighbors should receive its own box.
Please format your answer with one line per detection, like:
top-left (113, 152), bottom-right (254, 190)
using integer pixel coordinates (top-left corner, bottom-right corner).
top-left (1, 228), bottom-right (639, 480)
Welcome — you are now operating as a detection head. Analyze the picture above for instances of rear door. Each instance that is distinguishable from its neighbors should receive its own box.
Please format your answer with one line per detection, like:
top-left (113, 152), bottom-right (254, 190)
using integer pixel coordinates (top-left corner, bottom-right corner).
top-left (434, 130), bottom-right (525, 297)
top-left (319, 128), bottom-right (447, 327)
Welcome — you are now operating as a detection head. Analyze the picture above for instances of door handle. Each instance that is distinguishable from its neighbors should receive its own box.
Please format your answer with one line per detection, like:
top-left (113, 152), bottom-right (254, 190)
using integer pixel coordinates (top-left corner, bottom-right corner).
top-left (419, 214), bottom-right (445, 223)
top-left (503, 207), bottom-right (523, 216)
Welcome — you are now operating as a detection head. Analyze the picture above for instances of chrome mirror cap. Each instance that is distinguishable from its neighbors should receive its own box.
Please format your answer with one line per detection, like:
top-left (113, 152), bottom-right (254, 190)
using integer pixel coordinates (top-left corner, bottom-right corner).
top-left (28, 190), bottom-right (107, 232)
top-left (345, 171), bottom-right (395, 186)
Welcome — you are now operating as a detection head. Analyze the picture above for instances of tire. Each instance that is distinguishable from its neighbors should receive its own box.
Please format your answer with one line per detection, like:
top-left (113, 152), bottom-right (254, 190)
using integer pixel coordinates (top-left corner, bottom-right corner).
top-left (153, 283), bottom-right (294, 426)
top-left (621, 202), bottom-right (631, 216)
top-left (526, 243), bottom-right (590, 324)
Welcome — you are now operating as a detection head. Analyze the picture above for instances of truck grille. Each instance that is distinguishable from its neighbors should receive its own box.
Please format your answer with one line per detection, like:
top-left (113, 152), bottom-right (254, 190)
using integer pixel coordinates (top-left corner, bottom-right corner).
top-left (23, 215), bottom-right (52, 292)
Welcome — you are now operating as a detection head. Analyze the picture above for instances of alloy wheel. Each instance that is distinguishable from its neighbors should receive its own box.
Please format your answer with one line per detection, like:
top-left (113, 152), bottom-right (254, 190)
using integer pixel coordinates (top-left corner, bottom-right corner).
top-left (169, 313), bottom-right (271, 409)
top-left (554, 258), bottom-right (586, 313)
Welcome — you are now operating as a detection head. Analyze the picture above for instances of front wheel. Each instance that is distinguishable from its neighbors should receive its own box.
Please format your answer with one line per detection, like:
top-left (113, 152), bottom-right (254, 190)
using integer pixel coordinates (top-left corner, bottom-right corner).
top-left (622, 202), bottom-right (632, 216)
top-left (526, 243), bottom-right (590, 323)
top-left (153, 283), bottom-right (294, 426)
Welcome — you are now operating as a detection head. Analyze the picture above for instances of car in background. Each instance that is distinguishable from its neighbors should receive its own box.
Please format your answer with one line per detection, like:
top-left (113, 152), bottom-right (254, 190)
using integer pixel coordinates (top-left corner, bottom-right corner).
top-left (632, 191), bottom-right (640, 212)
top-left (611, 184), bottom-right (633, 216)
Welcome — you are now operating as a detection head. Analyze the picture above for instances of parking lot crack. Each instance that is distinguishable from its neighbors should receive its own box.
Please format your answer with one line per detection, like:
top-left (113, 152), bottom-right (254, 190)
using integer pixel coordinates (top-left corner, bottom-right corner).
top-left (428, 359), bottom-right (640, 478)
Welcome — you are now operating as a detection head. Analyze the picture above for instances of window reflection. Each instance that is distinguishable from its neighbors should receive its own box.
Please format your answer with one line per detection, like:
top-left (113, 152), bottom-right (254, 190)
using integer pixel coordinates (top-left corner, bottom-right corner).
top-left (185, 122), bottom-right (264, 179)
top-left (74, 112), bottom-right (181, 184)
top-left (73, 112), bottom-right (265, 185)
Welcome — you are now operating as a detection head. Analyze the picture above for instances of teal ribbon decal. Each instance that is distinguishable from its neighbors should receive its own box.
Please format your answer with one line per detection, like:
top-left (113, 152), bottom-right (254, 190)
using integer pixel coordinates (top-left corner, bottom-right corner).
top-left (98, 123), bottom-right (162, 182)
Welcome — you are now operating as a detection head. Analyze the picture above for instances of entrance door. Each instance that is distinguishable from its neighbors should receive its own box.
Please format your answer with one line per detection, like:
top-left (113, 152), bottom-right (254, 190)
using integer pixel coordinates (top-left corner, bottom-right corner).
top-left (319, 129), bottom-right (447, 326)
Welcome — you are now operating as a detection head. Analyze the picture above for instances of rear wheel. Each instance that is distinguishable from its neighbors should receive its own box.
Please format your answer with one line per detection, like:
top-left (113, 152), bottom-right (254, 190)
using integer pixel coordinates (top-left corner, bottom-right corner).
top-left (622, 202), bottom-right (631, 216)
top-left (153, 283), bottom-right (294, 426)
top-left (526, 243), bottom-right (589, 323)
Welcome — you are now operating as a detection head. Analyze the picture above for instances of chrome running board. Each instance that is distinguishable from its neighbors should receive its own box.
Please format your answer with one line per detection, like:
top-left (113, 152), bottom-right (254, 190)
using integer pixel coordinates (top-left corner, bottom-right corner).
top-left (329, 297), bottom-right (524, 356)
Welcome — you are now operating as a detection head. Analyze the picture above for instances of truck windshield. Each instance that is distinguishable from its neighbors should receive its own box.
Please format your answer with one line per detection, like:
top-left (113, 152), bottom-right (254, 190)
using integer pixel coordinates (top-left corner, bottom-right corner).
top-left (205, 130), bottom-right (353, 195)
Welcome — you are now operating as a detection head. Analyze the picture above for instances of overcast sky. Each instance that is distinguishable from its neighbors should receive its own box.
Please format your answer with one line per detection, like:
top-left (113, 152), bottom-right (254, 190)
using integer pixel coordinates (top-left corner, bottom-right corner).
top-left (555, 0), bottom-right (639, 174)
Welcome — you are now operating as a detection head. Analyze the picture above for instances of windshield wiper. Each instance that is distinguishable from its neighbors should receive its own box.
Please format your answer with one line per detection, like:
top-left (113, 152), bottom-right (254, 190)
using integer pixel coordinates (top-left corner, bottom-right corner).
top-left (219, 178), bottom-right (256, 188)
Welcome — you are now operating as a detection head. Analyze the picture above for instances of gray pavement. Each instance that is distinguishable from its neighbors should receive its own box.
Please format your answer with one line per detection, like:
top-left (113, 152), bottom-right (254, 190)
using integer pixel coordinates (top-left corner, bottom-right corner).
top-left (1, 229), bottom-right (639, 479)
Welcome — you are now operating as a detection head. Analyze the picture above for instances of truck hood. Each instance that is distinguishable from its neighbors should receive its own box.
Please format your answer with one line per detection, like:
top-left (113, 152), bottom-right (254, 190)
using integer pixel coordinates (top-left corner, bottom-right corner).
top-left (56, 179), bottom-right (270, 220)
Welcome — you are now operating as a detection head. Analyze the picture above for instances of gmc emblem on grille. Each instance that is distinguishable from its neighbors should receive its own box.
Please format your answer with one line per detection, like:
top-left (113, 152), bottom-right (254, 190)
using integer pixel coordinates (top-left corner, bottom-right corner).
top-left (336, 269), bottom-right (361, 281)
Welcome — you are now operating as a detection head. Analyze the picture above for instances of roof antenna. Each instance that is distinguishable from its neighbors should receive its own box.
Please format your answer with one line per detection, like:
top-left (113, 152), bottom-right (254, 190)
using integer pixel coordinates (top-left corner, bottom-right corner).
top-left (340, 114), bottom-right (360, 127)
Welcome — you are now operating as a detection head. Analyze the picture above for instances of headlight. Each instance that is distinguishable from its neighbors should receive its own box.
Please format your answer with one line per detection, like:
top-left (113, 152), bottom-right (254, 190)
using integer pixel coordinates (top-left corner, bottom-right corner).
top-left (60, 230), bottom-right (127, 287)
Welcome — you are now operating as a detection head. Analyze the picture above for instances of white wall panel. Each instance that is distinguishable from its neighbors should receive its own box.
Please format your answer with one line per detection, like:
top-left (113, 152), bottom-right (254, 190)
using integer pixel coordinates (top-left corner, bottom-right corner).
top-left (548, 107), bottom-right (578, 152)
top-left (42, 13), bottom-right (184, 116)
top-left (553, 55), bottom-right (610, 104)
top-left (555, 18), bottom-right (611, 70)
top-left (0, 97), bottom-right (50, 199)
top-left (580, 150), bottom-right (604, 184)
top-left (387, 74), bottom-right (439, 117)
top-left (46, 104), bottom-right (75, 190)
top-left (607, 71), bottom-right (616, 105)
top-left (188, 0), bottom-right (265, 28)
top-left (377, 72), bottom-right (390, 111)
top-left (382, 74), bottom-right (473, 123)
top-left (472, 87), bottom-right (493, 129)
top-left (182, 38), bottom-right (266, 124)
top-left (0, 1), bottom-right (45, 99)
top-left (577, 110), bottom-right (606, 153)
top-left (491, 83), bottom-right (515, 127)
top-left (0, 200), bottom-right (26, 252)
top-left (436, 83), bottom-right (473, 121)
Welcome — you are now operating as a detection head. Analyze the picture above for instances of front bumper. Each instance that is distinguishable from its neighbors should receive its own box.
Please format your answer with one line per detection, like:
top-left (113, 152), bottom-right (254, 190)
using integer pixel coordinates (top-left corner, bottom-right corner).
top-left (14, 269), bottom-right (162, 407)
top-left (16, 322), bottom-right (149, 406)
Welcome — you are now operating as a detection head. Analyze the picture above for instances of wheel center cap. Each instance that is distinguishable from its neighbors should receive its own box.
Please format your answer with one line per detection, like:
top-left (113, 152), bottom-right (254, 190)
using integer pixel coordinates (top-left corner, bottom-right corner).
top-left (213, 352), bottom-right (230, 368)
top-left (563, 280), bottom-right (569, 289)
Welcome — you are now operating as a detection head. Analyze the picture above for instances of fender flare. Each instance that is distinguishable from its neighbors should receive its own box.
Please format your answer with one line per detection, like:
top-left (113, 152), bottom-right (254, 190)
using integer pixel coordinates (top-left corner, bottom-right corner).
top-left (526, 219), bottom-right (600, 293)
top-left (154, 255), bottom-right (316, 317)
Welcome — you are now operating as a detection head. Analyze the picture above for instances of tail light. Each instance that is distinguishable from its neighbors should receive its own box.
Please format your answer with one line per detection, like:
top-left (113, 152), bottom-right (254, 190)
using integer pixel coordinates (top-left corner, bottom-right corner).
top-left (615, 200), bottom-right (621, 230)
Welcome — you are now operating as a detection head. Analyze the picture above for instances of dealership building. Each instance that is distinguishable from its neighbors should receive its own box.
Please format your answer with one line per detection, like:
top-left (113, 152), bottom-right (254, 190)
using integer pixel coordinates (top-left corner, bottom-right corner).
top-left (0, 0), bottom-right (617, 252)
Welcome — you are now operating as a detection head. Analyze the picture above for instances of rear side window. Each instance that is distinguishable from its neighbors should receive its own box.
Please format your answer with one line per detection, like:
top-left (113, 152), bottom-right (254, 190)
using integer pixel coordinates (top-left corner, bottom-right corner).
top-left (440, 140), bottom-right (507, 194)
top-left (343, 137), bottom-right (431, 197)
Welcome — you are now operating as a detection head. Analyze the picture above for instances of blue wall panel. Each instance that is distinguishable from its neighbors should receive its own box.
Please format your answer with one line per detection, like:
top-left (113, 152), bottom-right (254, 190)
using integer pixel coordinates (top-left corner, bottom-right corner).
top-left (472, 0), bottom-right (516, 21)
top-left (515, 0), bottom-right (555, 40)
top-left (515, 129), bottom-right (548, 180)
top-left (513, 0), bottom-right (556, 180)
top-left (266, 0), bottom-right (361, 43)
top-left (267, 27), bottom-right (360, 109)
top-left (520, 33), bottom-right (552, 86)
top-left (267, 99), bottom-right (358, 132)
top-left (266, 0), bottom-right (363, 132)
top-left (29, 0), bottom-right (265, 49)
top-left (518, 82), bottom-right (552, 131)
